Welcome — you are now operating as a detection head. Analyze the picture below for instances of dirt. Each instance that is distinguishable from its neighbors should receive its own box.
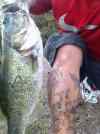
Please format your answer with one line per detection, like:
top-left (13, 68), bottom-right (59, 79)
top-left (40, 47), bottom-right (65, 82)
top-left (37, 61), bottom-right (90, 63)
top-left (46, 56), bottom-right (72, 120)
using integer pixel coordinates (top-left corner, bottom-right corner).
top-left (27, 100), bottom-right (100, 134)
top-left (75, 102), bottom-right (100, 134)
top-left (32, 100), bottom-right (100, 134)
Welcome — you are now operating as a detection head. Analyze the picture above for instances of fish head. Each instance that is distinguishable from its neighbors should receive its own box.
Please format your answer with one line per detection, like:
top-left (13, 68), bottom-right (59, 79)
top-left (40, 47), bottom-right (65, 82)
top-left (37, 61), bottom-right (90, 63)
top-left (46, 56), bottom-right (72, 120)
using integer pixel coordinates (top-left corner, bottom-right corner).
top-left (2, 3), bottom-right (42, 55)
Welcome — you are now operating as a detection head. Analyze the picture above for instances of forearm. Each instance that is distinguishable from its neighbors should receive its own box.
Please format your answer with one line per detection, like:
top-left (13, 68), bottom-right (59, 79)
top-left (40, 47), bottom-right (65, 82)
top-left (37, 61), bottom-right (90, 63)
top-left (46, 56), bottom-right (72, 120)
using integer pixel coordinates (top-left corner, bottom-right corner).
top-left (29, 0), bottom-right (52, 15)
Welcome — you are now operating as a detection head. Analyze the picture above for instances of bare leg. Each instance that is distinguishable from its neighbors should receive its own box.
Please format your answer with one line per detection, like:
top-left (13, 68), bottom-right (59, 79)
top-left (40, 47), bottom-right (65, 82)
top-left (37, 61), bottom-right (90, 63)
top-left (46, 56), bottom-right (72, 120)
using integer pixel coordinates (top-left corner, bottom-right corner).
top-left (48, 45), bottom-right (83, 134)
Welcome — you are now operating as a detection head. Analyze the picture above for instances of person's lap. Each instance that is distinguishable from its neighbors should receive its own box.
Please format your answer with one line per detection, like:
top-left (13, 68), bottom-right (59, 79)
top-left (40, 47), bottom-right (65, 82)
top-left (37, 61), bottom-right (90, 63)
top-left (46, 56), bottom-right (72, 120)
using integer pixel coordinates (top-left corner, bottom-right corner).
top-left (44, 32), bottom-right (100, 90)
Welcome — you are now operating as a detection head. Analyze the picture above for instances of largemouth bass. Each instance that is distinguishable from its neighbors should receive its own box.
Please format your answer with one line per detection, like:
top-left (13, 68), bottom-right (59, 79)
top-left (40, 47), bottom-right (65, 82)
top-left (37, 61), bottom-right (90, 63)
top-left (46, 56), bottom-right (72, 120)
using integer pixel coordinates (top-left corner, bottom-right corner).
top-left (0, 1), bottom-right (48, 134)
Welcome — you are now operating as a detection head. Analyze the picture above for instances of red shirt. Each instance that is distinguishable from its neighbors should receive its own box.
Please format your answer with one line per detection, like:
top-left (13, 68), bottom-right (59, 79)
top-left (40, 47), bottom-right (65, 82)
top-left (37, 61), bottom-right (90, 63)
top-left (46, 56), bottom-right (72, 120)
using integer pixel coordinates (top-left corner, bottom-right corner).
top-left (30, 0), bottom-right (100, 60)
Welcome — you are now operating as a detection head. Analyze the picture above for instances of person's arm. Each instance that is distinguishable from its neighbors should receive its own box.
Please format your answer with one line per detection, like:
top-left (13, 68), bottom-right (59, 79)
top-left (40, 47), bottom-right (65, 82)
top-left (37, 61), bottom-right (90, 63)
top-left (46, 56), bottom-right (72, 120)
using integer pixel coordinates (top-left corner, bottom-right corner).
top-left (29, 0), bottom-right (52, 15)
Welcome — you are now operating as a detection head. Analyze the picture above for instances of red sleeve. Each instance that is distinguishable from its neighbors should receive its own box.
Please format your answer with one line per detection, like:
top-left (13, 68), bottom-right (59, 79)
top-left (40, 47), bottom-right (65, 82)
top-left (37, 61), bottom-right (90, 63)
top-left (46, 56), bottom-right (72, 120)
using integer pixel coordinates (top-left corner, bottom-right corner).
top-left (29, 0), bottom-right (52, 15)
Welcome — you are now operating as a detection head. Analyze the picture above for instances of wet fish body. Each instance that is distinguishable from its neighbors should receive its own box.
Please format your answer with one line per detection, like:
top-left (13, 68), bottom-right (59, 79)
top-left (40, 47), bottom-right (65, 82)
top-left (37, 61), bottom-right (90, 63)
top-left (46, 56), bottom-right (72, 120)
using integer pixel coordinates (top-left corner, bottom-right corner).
top-left (0, 2), bottom-right (44, 134)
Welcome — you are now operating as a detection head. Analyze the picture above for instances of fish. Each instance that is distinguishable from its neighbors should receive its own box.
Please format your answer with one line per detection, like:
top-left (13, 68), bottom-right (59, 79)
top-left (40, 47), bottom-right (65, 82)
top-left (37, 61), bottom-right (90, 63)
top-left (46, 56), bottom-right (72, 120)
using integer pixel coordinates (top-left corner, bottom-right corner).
top-left (0, 1), bottom-right (49, 134)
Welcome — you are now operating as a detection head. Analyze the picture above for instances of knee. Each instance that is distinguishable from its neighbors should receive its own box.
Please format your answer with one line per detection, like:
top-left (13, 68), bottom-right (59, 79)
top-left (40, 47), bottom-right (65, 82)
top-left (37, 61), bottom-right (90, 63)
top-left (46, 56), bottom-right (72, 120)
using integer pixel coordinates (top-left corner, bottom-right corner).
top-left (53, 45), bottom-right (83, 75)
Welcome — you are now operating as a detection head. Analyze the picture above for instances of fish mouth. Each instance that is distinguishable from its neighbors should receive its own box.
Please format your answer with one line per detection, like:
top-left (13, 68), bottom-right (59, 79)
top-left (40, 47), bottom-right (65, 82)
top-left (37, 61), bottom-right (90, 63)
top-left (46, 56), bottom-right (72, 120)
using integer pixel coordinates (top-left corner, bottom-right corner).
top-left (2, 3), bottom-right (20, 13)
top-left (1, 3), bottom-right (29, 51)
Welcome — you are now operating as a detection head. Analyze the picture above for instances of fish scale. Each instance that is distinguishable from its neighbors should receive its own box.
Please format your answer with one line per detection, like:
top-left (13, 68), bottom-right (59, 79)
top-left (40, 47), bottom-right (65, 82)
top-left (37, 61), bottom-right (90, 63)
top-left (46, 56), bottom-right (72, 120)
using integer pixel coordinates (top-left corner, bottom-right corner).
top-left (0, 1), bottom-right (45, 134)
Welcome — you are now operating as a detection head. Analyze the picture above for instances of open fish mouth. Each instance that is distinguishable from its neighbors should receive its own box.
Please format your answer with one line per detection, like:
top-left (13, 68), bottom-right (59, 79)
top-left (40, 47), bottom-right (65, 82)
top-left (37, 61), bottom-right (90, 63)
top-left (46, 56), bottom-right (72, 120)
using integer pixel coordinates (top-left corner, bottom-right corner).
top-left (2, 3), bottom-right (20, 12)
top-left (2, 5), bottom-right (29, 48)
top-left (1, 2), bottom-right (42, 51)
top-left (3, 4), bottom-right (29, 32)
